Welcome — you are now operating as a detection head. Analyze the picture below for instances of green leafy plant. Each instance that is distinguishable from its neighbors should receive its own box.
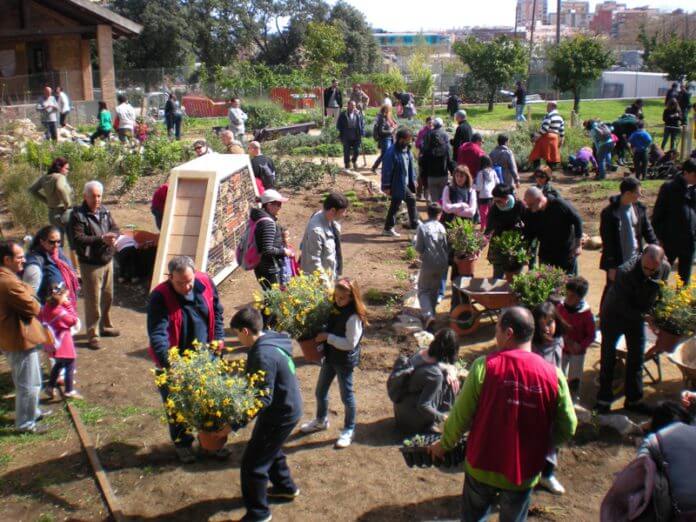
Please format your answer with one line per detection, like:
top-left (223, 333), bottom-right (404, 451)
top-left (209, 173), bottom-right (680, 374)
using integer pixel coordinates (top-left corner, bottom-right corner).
top-left (446, 217), bottom-right (487, 259)
top-left (488, 230), bottom-right (531, 271)
top-left (244, 99), bottom-right (289, 130)
top-left (154, 342), bottom-right (264, 432)
top-left (256, 271), bottom-right (334, 340)
top-left (275, 159), bottom-right (339, 189)
top-left (510, 266), bottom-right (567, 309)
top-left (404, 245), bottom-right (417, 261)
top-left (651, 276), bottom-right (696, 336)
top-left (403, 434), bottom-right (429, 447)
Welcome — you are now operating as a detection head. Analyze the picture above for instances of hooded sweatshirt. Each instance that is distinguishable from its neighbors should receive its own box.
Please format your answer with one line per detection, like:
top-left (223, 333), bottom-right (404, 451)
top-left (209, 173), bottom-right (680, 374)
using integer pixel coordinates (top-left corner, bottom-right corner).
top-left (246, 331), bottom-right (303, 425)
top-left (556, 301), bottom-right (596, 355)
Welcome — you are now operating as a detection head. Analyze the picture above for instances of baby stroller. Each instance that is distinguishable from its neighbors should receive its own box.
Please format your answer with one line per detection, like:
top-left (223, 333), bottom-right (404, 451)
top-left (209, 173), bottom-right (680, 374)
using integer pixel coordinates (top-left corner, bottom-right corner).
top-left (647, 146), bottom-right (680, 179)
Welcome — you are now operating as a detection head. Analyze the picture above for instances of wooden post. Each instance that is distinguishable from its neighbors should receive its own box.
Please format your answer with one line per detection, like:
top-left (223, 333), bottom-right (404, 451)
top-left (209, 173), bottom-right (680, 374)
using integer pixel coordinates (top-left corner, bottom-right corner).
top-left (96, 24), bottom-right (116, 108)
top-left (80, 38), bottom-right (93, 102)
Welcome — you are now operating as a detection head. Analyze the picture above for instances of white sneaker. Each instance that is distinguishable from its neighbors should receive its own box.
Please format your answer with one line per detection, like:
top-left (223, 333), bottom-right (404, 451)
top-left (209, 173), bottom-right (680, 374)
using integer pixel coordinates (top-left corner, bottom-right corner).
top-left (539, 474), bottom-right (566, 495)
top-left (335, 429), bottom-right (354, 449)
top-left (299, 418), bottom-right (329, 434)
top-left (382, 228), bottom-right (400, 237)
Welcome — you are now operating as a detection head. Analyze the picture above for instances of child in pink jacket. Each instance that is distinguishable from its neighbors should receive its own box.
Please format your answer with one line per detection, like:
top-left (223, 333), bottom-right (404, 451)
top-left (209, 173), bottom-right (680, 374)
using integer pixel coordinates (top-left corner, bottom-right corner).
top-left (40, 282), bottom-right (82, 399)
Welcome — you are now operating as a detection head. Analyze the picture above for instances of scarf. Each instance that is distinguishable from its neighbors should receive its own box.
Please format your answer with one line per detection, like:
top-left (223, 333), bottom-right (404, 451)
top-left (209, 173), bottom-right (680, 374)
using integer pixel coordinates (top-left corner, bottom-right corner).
top-left (496, 195), bottom-right (515, 211)
top-left (51, 249), bottom-right (80, 304)
top-left (562, 300), bottom-right (586, 314)
top-left (451, 183), bottom-right (471, 204)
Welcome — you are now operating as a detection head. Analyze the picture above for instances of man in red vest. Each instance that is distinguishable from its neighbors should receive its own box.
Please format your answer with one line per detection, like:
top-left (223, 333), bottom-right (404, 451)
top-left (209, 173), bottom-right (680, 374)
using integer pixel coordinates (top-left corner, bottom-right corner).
top-left (429, 307), bottom-right (577, 521)
top-left (147, 255), bottom-right (225, 463)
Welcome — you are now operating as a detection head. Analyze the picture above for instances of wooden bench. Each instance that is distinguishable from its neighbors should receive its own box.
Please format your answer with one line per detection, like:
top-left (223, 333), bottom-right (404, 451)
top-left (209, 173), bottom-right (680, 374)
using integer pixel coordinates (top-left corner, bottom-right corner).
top-left (253, 122), bottom-right (317, 142)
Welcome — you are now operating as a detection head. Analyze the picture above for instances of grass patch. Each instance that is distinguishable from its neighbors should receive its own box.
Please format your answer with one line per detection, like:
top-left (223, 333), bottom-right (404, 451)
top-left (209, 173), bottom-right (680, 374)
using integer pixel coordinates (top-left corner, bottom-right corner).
top-left (0, 453), bottom-right (12, 467)
top-left (570, 179), bottom-right (663, 201)
top-left (72, 400), bottom-right (106, 426)
top-left (393, 269), bottom-right (410, 282)
top-left (36, 513), bottom-right (56, 522)
top-left (118, 405), bottom-right (160, 419)
top-left (403, 245), bottom-right (417, 261)
top-left (364, 288), bottom-right (401, 306)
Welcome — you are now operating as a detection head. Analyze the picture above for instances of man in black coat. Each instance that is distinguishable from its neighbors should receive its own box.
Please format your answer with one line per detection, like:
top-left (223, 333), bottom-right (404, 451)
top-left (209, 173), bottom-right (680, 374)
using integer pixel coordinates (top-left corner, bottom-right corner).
top-left (651, 159), bottom-right (696, 283)
top-left (595, 246), bottom-right (670, 415)
top-left (446, 95), bottom-right (460, 117)
top-left (523, 187), bottom-right (583, 275)
top-left (451, 110), bottom-right (472, 153)
top-left (336, 101), bottom-right (364, 170)
top-left (599, 176), bottom-right (657, 305)
top-left (420, 118), bottom-right (454, 203)
top-left (323, 79), bottom-right (342, 118)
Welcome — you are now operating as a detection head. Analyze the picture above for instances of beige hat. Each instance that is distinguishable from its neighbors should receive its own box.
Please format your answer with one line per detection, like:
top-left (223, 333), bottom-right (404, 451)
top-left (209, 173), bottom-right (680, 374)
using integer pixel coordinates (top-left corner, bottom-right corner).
top-left (259, 189), bottom-right (288, 204)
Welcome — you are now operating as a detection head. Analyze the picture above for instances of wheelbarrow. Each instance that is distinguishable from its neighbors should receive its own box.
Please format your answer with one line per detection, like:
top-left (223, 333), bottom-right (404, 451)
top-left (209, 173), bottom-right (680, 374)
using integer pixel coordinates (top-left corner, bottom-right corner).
top-left (668, 337), bottom-right (696, 388)
top-left (449, 277), bottom-right (516, 336)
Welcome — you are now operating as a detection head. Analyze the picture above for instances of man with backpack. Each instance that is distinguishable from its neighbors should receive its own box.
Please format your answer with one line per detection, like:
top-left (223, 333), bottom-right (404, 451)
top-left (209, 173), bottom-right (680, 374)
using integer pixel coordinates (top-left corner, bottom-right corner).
top-left (421, 118), bottom-right (454, 203)
top-left (248, 141), bottom-right (276, 190)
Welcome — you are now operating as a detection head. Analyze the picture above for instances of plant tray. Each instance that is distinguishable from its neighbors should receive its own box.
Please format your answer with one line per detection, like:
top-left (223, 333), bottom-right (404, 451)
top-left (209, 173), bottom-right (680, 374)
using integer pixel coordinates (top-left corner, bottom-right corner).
top-left (399, 433), bottom-right (467, 469)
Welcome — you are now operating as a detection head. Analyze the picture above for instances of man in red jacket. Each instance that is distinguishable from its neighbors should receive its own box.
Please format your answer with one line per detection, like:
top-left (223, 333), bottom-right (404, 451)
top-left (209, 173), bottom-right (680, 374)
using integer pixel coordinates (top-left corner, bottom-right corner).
top-left (457, 133), bottom-right (486, 180)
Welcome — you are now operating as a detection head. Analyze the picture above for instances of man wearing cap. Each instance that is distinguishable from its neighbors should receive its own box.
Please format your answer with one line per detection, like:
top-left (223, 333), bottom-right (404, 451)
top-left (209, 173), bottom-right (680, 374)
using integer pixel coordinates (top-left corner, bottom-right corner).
top-left (252, 189), bottom-right (293, 290)
top-left (420, 117), bottom-right (454, 202)
top-left (452, 110), bottom-right (472, 153)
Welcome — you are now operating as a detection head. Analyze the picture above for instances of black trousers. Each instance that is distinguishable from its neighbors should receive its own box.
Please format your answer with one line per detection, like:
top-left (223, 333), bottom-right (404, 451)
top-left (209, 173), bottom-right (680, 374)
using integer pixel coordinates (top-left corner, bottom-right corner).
top-left (597, 313), bottom-right (645, 406)
top-left (384, 189), bottom-right (418, 230)
top-left (664, 243), bottom-right (695, 284)
top-left (342, 139), bottom-right (361, 168)
top-left (241, 419), bottom-right (298, 521)
top-left (44, 121), bottom-right (58, 141)
top-left (90, 128), bottom-right (110, 144)
top-left (661, 127), bottom-right (680, 151)
top-left (633, 148), bottom-right (648, 179)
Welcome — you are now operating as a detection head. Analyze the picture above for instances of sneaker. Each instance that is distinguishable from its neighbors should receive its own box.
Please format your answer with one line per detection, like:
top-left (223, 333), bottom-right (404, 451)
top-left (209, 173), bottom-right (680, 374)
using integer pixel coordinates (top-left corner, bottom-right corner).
top-left (335, 429), bottom-right (354, 449)
top-left (175, 446), bottom-right (196, 464)
top-left (18, 423), bottom-right (50, 434)
top-left (64, 390), bottom-right (84, 400)
top-left (100, 328), bottom-right (120, 337)
top-left (382, 228), bottom-right (400, 237)
top-left (236, 515), bottom-right (272, 522)
top-left (299, 418), bottom-right (329, 434)
top-left (87, 338), bottom-right (102, 350)
top-left (267, 486), bottom-right (300, 501)
top-left (539, 474), bottom-right (566, 495)
top-left (352, 162), bottom-right (358, 170)
top-left (36, 409), bottom-right (53, 421)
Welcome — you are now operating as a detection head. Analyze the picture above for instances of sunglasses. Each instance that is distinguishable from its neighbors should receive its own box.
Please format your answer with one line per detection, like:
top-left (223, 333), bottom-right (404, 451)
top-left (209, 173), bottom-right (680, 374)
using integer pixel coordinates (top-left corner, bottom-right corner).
top-left (46, 239), bottom-right (61, 245)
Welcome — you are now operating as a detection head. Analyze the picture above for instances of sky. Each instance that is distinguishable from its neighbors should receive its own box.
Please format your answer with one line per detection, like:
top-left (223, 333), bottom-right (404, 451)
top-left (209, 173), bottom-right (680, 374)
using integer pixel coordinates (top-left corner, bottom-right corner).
top-left (341, 0), bottom-right (693, 31)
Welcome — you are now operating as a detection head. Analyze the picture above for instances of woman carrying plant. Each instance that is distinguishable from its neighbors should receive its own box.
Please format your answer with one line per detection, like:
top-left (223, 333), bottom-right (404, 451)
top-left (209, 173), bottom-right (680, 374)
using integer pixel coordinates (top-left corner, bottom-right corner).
top-left (532, 301), bottom-right (567, 496)
top-left (441, 165), bottom-right (477, 224)
top-left (392, 328), bottom-right (460, 435)
top-left (371, 104), bottom-right (397, 172)
top-left (485, 184), bottom-right (526, 279)
top-left (90, 101), bottom-right (112, 145)
top-left (300, 277), bottom-right (368, 449)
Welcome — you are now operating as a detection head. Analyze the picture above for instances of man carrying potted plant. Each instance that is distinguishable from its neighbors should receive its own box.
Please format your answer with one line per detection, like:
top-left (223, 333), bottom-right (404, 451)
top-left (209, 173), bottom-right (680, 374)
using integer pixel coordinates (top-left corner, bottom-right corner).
top-left (230, 306), bottom-right (303, 522)
top-left (594, 245), bottom-right (670, 416)
top-left (146, 256), bottom-right (225, 463)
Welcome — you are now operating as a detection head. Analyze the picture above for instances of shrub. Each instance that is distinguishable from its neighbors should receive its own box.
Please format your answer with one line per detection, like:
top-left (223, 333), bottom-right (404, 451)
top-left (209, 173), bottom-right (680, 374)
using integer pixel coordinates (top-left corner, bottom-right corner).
top-left (2, 163), bottom-right (47, 233)
top-left (651, 276), bottom-right (696, 337)
top-left (488, 230), bottom-right (531, 271)
top-left (244, 99), bottom-right (289, 130)
top-left (511, 266), bottom-right (567, 309)
top-left (275, 159), bottom-right (339, 189)
top-left (446, 217), bottom-right (487, 258)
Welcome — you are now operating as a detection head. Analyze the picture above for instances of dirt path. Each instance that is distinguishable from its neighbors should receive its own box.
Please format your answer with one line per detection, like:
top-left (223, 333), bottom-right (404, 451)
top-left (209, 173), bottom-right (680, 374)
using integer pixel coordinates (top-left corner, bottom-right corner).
top-left (0, 167), bottom-right (687, 521)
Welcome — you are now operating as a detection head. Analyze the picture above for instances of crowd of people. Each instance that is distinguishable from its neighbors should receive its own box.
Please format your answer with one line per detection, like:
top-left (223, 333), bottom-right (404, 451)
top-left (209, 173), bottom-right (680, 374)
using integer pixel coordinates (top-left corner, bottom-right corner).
top-left (5, 81), bottom-right (696, 522)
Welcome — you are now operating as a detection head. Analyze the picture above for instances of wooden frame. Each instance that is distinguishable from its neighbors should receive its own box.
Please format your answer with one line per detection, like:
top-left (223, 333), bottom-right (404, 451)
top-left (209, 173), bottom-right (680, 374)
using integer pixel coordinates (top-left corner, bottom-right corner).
top-left (150, 154), bottom-right (259, 291)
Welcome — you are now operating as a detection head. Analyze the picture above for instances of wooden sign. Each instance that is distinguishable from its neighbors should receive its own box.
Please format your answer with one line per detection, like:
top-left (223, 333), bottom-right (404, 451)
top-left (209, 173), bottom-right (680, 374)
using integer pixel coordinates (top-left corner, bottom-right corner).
top-left (150, 154), bottom-right (258, 290)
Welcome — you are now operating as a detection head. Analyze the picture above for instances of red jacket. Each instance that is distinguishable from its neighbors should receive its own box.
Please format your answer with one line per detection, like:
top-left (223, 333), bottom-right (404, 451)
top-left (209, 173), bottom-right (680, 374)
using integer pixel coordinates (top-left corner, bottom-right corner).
top-left (557, 302), bottom-right (596, 355)
top-left (39, 301), bottom-right (79, 359)
top-left (457, 141), bottom-right (486, 179)
top-left (151, 183), bottom-right (169, 214)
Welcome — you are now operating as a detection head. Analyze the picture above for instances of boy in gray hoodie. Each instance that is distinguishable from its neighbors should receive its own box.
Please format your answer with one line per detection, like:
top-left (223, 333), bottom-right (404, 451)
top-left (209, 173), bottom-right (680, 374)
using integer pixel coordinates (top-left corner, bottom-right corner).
top-left (415, 203), bottom-right (449, 330)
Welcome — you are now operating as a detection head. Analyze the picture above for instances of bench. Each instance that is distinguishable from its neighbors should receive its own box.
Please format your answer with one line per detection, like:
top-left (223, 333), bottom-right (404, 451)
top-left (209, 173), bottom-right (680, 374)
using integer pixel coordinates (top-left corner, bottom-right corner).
top-left (253, 122), bottom-right (317, 142)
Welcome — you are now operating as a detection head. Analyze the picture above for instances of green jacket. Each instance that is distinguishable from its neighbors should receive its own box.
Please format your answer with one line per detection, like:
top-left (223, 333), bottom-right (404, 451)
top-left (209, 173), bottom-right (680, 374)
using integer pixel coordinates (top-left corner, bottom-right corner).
top-left (441, 353), bottom-right (577, 491)
top-left (28, 173), bottom-right (73, 210)
top-left (99, 110), bottom-right (113, 132)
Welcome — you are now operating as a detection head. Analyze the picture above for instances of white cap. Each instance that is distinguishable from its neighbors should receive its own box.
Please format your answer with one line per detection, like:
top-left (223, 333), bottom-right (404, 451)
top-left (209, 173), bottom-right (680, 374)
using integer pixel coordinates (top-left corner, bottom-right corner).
top-left (259, 189), bottom-right (288, 204)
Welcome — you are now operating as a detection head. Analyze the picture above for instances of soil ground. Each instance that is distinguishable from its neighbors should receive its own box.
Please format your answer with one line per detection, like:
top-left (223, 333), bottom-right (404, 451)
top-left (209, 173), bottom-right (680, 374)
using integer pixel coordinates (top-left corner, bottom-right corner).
top-left (0, 153), bottom-right (688, 522)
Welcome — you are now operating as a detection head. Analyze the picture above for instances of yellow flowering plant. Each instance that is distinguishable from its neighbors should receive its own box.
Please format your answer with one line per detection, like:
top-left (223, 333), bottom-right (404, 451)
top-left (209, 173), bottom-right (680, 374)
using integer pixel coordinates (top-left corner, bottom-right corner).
top-left (651, 276), bottom-right (696, 336)
top-left (256, 271), bottom-right (334, 340)
top-left (154, 341), bottom-right (265, 432)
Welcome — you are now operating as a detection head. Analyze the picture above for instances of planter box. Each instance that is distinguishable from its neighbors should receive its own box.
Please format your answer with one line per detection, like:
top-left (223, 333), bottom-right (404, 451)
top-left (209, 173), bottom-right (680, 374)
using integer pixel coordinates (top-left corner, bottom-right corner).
top-left (399, 433), bottom-right (467, 469)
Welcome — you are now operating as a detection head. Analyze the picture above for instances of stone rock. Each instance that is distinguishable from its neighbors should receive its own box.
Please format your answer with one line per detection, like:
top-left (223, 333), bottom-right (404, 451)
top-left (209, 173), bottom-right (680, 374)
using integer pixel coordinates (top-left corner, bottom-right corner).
top-left (413, 330), bottom-right (434, 349)
top-left (584, 235), bottom-right (602, 250)
top-left (597, 414), bottom-right (642, 435)
top-left (402, 289), bottom-right (421, 315)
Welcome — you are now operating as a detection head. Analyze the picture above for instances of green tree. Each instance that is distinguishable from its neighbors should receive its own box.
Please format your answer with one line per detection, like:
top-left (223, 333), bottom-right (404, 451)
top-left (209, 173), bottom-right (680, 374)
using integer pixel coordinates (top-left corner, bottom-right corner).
top-left (110, 0), bottom-right (193, 70)
top-left (649, 38), bottom-right (696, 82)
top-left (303, 22), bottom-right (346, 83)
top-left (546, 35), bottom-right (614, 113)
top-left (407, 54), bottom-right (434, 106)
top-left (453, 36), bottom-right (528, 111)
top-left (329, 1), bottom-right (379, 74)
top-left (637, 23), bottom-right (659, 69)
top-left (370, 69), bottom-right (406, 100)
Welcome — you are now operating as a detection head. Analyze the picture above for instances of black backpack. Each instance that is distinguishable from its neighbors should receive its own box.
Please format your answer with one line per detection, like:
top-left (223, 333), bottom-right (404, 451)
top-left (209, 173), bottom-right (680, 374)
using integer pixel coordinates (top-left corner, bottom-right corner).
top-left (386, 354), bottom-right (414, 403)
top-left (428, 130), bottom-right (449, 158)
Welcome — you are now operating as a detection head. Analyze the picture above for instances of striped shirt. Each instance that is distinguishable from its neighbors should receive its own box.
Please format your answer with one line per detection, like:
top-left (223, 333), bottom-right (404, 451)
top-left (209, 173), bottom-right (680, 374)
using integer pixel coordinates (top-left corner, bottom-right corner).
top-left (540, 110), bottom-right (565, 137)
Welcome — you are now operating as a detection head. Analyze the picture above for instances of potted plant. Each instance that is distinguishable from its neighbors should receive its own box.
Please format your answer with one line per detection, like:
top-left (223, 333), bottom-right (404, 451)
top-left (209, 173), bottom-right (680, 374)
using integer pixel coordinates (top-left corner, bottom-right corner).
top-left (446, 217), bottom-right (487, 276)
top-left (648, 276), bottom-right (696, 356)
top-left (257, 271), bottom-right (334, 363)
top-left (510, 265), bottom-right (567, 309)
top-left (488, 230), bottom-right (531, 282)
top-left (400, 433), bottom-right (467, 469)
top-left (154, 342), bottom-right (265, 451)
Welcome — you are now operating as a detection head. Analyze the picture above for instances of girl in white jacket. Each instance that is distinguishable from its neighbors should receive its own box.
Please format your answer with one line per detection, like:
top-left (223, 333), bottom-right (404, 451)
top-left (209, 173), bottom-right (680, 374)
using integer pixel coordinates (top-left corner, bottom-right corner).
top-left (475, 155), bottom-right (498, 231)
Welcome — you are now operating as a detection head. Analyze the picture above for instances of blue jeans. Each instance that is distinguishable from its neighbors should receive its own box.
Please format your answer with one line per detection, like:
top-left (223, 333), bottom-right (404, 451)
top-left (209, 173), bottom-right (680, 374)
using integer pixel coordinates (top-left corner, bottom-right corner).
top-left (596, 142), bottom-right (614, 179)
top-left (315, 361), bottom-right (356, 431)
top-left (5, 347), bottom-right (43, 430)
top-left (372, 137), bottom-right (393, 170)
top-left (515, 104), bottom-right (526, 122)
top-left (462, 474), bottom-right (533, 522)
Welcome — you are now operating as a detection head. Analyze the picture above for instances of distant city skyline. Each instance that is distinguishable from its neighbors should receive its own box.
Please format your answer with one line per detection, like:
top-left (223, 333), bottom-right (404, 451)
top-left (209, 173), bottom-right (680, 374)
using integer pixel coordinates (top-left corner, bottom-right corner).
top-left (342, 0), bottom-right (694, 31)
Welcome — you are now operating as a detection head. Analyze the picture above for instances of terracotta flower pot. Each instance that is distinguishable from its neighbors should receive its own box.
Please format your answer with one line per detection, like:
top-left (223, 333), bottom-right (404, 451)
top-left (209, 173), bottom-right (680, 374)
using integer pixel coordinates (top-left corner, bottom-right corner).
top-left (198, 424), bottom-right (231, 451)
top-left (298, 338), bottom-right (323, 364)
top-left (454, 254), bottom-right (478, 277)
